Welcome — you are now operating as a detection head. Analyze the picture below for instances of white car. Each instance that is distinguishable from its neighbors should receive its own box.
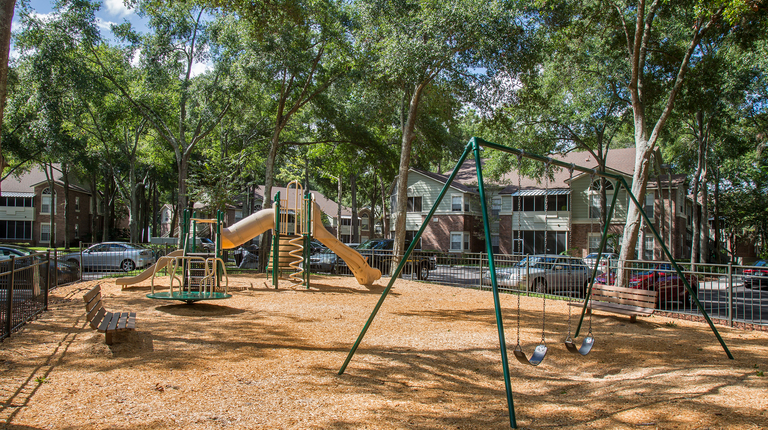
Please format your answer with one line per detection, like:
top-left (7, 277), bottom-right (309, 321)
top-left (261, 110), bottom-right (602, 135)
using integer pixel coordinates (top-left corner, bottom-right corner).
top-left (582, 252), bottom-right (619, 272)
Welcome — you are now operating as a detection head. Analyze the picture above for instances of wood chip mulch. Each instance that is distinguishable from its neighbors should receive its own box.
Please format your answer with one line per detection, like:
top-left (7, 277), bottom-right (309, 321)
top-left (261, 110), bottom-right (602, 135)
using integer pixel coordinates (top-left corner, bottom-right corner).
top-left (1, 274), bottom-right (767, 429)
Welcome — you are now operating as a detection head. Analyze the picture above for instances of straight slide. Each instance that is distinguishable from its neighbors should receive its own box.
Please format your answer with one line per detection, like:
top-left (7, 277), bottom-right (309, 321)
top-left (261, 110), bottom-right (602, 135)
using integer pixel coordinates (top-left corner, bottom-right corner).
top-left (116, 249), bottom-right (184, 287)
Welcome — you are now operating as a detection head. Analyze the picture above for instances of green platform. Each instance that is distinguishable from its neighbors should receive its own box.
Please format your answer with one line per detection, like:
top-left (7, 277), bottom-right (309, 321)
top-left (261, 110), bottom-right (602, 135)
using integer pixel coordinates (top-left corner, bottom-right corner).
top-left (146, 291), bottom-right (233, 305)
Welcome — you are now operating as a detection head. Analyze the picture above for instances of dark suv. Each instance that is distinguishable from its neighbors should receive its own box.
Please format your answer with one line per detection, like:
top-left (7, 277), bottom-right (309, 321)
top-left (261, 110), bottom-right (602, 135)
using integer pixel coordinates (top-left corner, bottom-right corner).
top-left (343, 238), bottom-right (436, 280)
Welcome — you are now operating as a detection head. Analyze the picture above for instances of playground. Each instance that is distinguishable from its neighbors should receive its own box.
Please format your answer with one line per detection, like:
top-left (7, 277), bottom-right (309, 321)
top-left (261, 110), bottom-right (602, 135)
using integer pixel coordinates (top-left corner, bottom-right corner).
top-left (1, 274), bottom-right (766, 429)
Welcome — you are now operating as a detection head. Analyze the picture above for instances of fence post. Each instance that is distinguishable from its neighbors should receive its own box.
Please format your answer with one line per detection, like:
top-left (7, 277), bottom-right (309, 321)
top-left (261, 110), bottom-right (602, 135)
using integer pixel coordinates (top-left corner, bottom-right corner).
top-left (479, 253), bottom-right (484, 290)
top-left (45, 251), bottom-right (51, 310)
top-left (6, 256), bottom-right (16, 337)
top-left (727, 262), bottom-right (733, 327)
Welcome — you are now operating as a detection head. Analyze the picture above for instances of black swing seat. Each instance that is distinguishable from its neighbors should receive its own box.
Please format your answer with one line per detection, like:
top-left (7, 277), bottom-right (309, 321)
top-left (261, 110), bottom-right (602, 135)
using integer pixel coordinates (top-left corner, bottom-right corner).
top-left (514, 344), bottom-right (547, 366)
top-left (564, 335), bottom-right (594, 355)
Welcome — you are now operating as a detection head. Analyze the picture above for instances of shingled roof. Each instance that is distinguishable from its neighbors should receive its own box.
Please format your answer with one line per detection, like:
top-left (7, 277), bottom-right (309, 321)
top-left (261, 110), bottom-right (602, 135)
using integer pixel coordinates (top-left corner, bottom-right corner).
top-left (254, 185), bottom-right (352, 217)
top-left (413, 147), bottom-right (641, 195)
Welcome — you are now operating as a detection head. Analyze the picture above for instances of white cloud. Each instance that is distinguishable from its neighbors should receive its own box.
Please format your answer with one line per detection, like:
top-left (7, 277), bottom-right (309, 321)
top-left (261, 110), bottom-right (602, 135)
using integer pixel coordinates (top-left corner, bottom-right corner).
top-left (96, 18), bottom-right (117, 31)
top-left (103, 0), bottom-right (134, 18)
top-left (190, 61), bottom-right (213, 78)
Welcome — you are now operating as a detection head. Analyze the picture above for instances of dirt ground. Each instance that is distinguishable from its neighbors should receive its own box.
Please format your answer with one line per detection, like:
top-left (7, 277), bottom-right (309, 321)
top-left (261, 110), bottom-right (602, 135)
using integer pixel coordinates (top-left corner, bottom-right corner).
top-left (1, 274), bottom-right (767, 430)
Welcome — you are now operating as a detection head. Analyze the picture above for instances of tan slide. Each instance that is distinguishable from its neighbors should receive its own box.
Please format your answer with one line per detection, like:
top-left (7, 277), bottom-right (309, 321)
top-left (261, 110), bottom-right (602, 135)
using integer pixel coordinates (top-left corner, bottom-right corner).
top-left (116, 249), bottom-right (184, 287)
top-left (310, 202), bottom-right (382, 286)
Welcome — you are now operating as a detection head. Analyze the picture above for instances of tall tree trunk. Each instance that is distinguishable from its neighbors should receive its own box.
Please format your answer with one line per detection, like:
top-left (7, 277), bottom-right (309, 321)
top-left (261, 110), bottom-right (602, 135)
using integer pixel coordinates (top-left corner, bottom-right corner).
top-left (62, 163), bottom-right (70, 248)
top-left (699, 157), bottom-right (709, 263)
top-left (392, 82), bottom-right (427, 275)
top-left (0, 0), bottom-right (16, 179)
top-left (713, 167), bottom-right (722, 263)
top-left (690, 111), bottom-right (706, 266)
top-left (351, 174), bottom-right (358, 244)
top-left (337, 176), bottom-right (342, 240)
top-left (91, 174), bottom-right (98, 244)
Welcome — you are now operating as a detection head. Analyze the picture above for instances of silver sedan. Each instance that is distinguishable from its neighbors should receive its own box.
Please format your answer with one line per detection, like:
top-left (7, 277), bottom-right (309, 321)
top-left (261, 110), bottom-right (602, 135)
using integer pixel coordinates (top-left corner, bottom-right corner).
top-left (64, 242), bottom-right (156, 272)
top-left (482, 254), bottom-right (593, 296)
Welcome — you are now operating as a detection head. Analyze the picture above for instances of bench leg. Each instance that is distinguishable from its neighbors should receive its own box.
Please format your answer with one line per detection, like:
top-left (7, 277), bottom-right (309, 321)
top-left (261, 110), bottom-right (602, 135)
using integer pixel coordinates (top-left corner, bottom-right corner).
top-left (629, 315), bottom-right (637, 323)
top-left (105, 331), bottom-right (113, 345)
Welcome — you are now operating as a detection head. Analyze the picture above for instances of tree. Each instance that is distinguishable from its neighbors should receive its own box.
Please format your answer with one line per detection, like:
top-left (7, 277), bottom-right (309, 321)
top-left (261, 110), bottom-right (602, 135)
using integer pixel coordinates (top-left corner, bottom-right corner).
top-left (0, 0), bottom-right (16, 181)
top-left (353, 0), bottom-right (527, 271)
top-left (89, 2), bottom-right (231, 234)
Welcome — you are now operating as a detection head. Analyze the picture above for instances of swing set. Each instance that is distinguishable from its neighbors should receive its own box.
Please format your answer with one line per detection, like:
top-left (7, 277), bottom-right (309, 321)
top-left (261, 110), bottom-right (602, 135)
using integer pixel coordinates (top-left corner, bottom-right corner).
top-left (338, 137), bottom-right (733, 429)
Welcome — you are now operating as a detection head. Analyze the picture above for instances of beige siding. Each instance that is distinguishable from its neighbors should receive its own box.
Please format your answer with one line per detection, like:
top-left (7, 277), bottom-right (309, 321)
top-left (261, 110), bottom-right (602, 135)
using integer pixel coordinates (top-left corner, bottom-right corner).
top-left (571, 174), bottom-right (631, 223)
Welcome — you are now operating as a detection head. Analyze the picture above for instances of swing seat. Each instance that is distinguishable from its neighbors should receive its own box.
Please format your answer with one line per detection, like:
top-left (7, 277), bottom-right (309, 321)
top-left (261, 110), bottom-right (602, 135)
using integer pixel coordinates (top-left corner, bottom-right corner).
top-left (564, 335), bottom-right (594, 355)
top-left (514, 344), bottom-right (547, 366)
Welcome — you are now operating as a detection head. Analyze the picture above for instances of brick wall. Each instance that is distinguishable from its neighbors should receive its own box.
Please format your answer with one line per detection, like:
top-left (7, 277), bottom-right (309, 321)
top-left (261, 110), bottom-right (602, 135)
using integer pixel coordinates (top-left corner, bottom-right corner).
top-left (420, 214), bottom-right (468, 252)
top-left (34, 183), bottom-right (93, 248)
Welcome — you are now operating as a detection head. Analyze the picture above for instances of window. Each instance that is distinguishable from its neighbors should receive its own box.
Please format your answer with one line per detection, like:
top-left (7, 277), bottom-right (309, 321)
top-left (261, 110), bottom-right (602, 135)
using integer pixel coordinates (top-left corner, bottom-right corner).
top-left (492, 197), bottom-right (501, 217)
top-left (491, 235), bottom-right (500, 253)
top-left (547, 194), bottom-right (569, 212)
top-left (450, 232), bottom-right (463, 251)
top-left (41, 188), bottom-right (56, 214)
top-left (589, 179), bottom-right (614, 191)
top-left (341, 218), bottom-right (351, 226)
top-left (75, 197), bottom-right (80, 212)
top-left (74, 224), bottom-right (80, 239)
top-left (361, 215), bottom-right (369, 230)
top-left (452, 195), bottom-right (462, 212)
top-left (0, 197), bottom-right (33, 207)
top-left (644, 235), bottom-right (654, 260)
top-left (0, 220), bottom-right (32, 240)
top-left (40, 223), bottom-right (54, 243)
top-left (405, 230), bottom-right (422, 249)
top-left (390, 195), bottom-right (397, 212)
top-left (407, 196), bottom-right (422, 212)
top-left (644, 193), bottom-right (654, 218)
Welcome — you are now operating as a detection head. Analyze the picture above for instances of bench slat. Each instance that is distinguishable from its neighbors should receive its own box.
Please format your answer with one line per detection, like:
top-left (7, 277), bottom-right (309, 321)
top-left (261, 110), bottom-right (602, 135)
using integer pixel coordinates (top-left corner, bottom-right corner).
top-left (89, 307), bottom-right (107, 331)
top-left (83, 285), bottom-right (101, 303)
top-left (116, 312), bottom-right (129, 331)
top-left (125, 312), bottom-right (136, 330)
top-left (589, 301), bottom-right (655, 316)
top-left (85, 292), bottom-right (102, 314)
top-left (107, 312), bottom-right (120, 332)
top-left (97, 311), bottom-right (114, 333)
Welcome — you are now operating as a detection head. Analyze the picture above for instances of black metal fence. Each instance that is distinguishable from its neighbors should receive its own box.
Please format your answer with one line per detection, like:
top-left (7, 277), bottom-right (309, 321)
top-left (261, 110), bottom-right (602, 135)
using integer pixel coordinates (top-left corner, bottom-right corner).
top-left (0, 250), bottom-right (81, 342)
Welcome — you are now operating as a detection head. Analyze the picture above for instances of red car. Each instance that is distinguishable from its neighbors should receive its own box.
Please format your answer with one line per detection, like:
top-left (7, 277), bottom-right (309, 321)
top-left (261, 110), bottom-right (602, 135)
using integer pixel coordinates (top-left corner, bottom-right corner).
top-left (595, 263), bottom-right (697, 305)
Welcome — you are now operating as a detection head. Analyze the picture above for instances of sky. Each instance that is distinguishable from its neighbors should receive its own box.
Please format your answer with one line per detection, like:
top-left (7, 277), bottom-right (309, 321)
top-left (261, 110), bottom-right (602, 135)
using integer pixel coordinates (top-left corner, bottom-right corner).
top-left (22, 0), bottom-right (149, 34)
top-left (17, 1), bottom-right (212, 76)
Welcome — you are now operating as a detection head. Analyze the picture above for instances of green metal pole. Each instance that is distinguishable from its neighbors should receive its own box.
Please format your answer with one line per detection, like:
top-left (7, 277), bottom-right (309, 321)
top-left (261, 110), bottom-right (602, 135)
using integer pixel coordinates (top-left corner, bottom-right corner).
top-left (472, 139), bottom-right (517, 428)
top-left (618, 177), bottom-right (733, 359)
top-left (272, 193), bottom-right (280, 288)
top-left (575, 179), bottom-right (621, 337)
top-left (339, 142), bottom-right (474, 375)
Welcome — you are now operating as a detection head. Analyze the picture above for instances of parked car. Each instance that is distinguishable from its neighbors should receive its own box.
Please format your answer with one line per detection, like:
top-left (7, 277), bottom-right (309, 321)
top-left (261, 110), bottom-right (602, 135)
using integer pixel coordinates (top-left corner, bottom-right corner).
top-left (309, 239), bottom-right (326, 254)
top-left (0, 245), bottom-right (79, 286)
top-left (595, 262), bottom-right (697, 305)
top-left (481, 254), bottom-right (593, 296)
top-left (340, 238), bottom-right (436, 280)
top-left (742, 260), bottom-right (768, 289)
top-left (63, 242), bottom-right (156, 272)
top-left (310, 248), bottom-right (339, 273)
top-left (197, 237), bottom-right (215, 252)
top-left (582, 252), bottom-right (619, 272)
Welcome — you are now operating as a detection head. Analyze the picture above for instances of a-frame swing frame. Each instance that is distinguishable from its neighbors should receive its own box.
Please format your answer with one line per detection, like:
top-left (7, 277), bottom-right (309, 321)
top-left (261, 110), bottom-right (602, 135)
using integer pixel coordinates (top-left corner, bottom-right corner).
top-left (338, 137), bottom-right (733, 429)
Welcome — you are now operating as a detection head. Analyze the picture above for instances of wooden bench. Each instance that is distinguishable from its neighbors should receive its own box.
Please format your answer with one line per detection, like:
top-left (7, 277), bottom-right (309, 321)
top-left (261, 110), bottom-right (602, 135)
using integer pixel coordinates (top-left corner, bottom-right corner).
top-left (571, 283), bottom-right (657, 322)
top-left (83, 285), bottom-right (136, 345)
